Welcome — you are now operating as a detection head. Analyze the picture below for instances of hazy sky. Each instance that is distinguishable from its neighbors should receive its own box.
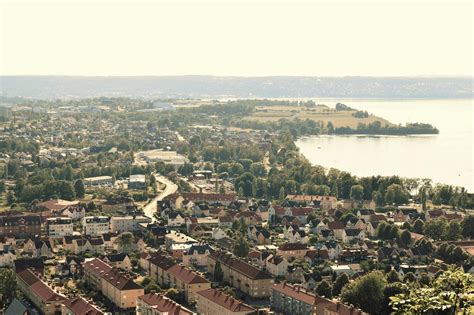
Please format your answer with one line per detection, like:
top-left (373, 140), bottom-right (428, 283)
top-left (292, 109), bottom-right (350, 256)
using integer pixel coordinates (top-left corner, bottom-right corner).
top-left (1, 0), bottom-right (472, 76)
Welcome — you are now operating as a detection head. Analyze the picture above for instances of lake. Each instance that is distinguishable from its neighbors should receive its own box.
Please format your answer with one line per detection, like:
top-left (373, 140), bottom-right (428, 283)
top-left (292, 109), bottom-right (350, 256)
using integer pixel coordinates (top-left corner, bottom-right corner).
top-left (295, 99), bottom-right (473, 191)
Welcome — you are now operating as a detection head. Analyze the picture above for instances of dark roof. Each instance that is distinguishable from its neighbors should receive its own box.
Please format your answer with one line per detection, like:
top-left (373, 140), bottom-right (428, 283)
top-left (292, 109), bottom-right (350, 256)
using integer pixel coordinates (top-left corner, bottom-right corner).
top-left (0, 215), bottom-right (41, 226)
top-left (185, 244), bottom-right (214, 255)
top-left (63, 297), bottom-right (103, 315)
top-left (209, 251), bottom-right (272, 280)
top-left (4, 298), bottom-right (37, 315)
top-left (278, 242), bottom-right (308, 251)
top-left (14, 258), bottom-right (44, 273)
top-left (105, 253), bottom-right (128, 262)
top-left (197, 288), bottom-right (255, 312)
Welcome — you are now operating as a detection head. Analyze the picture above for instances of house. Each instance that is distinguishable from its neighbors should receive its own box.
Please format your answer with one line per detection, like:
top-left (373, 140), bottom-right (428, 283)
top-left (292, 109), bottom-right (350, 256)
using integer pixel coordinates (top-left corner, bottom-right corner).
top-left (248, 225), bottom-right (271, 245)
top-left (0, 247), bottom-right (16, 267)
top-left (84, 258), bottom-right (144, 309)
top-left (366, 221), bottom-right (380, 237)
top-left (277, 243), bottom-right (308, 260)
top-left (427, 209), bottom-right (444, 221)
top-left (62, 296), bottom-right (104, 315)
top-left (83, 216), bottom-right (110, 236)
top-left (234, 211), bottom-right (262, 225)
top-left (182, 243), bottom-right (214, 267)
top-left (286, 207), bottom-right (314, 224)
top-left (16, 268), bottom-right (68, 315)
top-left (129, 174), bottom-right (147, 189)
top-left (196, 288), bottom-right (256, 315)
top-left (218, 216), bottom-right (233, 228)
top-left (36, 198), bottom-right (79, 213)
top-left (286, 195), bottom-right (337, 211)
top-left (46, 217), bottom-right (73, 238)
top-left (23, 238), bottom-right (53, 258)
top-left (212, 227), bottom-right (228, 240)
top-left (165, 231), bottom-right (198, 249)
top-left (266, 254), bottom-right (290, 277)
top-left (167, 212), bottom-right (186, 227)
top-left (72, 237), bottom-right (105, 255)
top-left (356, 209), bottom-right (375, 221)
top-left (0, 215), bottom-right (41, 238)
top-left (304, 249), bottom-right (329, 266)
top-left (328, 221), bottom-right (346, 239)
top-left (207, 251), bottom-right (274, 298)
top-left (110, 215), bottom-right (152, 233)
top-left (287, 229), bottom-right (309, 244)
top-left (104, 253), bottom-right (132, 270)
top-left (83, 175), bottom-right (114, 186)
top-left (60, 205), bottom-right (86, 220)
top-left (4, 298), bottom-right (37, 315)
top-left (342, 228), bottom-right (365, 243)
top-left (165, 264), bottom-right (211, 303)
top-left (136, 293), bottom-right (195, 315)
top-left (393, 208), bottom-right (418, 222)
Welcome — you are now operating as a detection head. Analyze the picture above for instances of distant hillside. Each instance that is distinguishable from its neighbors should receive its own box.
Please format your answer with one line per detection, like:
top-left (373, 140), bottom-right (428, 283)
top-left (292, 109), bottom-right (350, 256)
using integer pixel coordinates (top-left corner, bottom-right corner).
top-left (0, 76), bottom-right (472, 99)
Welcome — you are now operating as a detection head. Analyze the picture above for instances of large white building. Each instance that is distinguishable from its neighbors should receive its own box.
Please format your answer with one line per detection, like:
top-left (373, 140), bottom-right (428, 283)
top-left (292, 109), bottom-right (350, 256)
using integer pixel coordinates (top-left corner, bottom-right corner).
top-left (83, 176), bottom-right (114, 187)
top-left (83, 216), bottom-right (110, 236)
top-left (46, 217), bottom-right (74, 238)
top-left (110, 215), bottom-right (152, 233)
top-left (136, 150), bottom-right (188, 168)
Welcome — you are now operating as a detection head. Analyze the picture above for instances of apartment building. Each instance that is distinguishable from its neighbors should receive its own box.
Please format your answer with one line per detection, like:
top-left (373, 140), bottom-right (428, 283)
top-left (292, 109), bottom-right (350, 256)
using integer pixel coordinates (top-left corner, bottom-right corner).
top-left (0, 215), bottom-right (41, 237)
top-left (136, 292), bottom-right (195, 315)
top-left (83, 216), bottom-right (110, 236)
top-left (110, 215), bottom-right (152, 233)
top-left (84, 258), bottom-right (144, 309)
top-left (165, 264), bottom-right (211, 303)
top-left (46, 217), bottom-right (73, 238)
top-left (207, 251), bottom-right (274, 298)
top-left (62, 296), bottom-right (104, 315)
top-left (196, 288), bottom-right (256, 315)
top-left (15, 268), bottom-right (68, 315)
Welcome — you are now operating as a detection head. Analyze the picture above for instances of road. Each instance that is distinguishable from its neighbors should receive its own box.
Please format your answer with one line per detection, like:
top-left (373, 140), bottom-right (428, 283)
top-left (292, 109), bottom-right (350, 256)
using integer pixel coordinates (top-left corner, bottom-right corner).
top-left (143, 174), bottom-right (178, 222)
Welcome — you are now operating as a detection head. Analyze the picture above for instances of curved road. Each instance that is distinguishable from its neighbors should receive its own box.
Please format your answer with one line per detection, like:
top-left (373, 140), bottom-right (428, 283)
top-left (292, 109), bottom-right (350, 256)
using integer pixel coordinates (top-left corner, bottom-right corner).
top-left (143, 174), bottom-right (178, 222)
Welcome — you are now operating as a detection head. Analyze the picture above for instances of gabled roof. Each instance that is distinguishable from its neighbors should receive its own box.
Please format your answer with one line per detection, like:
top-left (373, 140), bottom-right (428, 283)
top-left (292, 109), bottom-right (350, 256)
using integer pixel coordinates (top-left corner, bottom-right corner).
top-left (138, 293), bottom-right (193, 315)
top-left (197, 288), bottom-right (256, 313)
top-left (166, 264), bottom-right (209, 284)
top-left (209, 251), bottom-right (272, 280)
top-left (16, 268), bottom-right (67, 302)
top-left (328, 221), bottom-right (345, 230)
top-left (63, 296), bottom-right (103, 315)
top-left (278, 242), bottom-right (308, 251)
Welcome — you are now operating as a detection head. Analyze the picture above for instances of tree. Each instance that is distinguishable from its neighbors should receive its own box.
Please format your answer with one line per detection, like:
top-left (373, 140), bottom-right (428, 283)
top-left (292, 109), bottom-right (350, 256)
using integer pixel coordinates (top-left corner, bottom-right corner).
top-left (0, 268), bottom-right (17, 309)
top-left (214, 260), bottom-right (224, 282)
top-left (164, 288), bottom-right (181, 302)
top-left (332, 273), bottom-right (349, 296)
top-left (350, 185), bottom-right (364, 201)
top-left (385, 184), bottom-right (409, 205)
top-left (413, 219), bottom-right (424, 234)
top-left (423, 219), bottom-right (447, 240)
top-left (315, 280), bottom-right (332, 298)
top-left (461, 215), bottom-right (474, 239)
top-left (74, 179), bottom-right (85, 198)
top-left (279, 186), bottom-right (286, 200)
top-left (386, 269), bottom-right (400, 283)
top-left (331, 182), bottom-right (339, 198)
top-left (390, 268), bottom-right (474, 314)
top-left (403, 272), bottom-right (416, 283)
top-left (6, 191), bottom-right (16, 205)
top-left (115, 232), bottom-right (134, 253)
top-left (400, 230), bottom-right (411, 247)
top-left (233, 237), bottom-right (250, 257)
top-left (444, 221), bottom-right (461, 241)
top-left (341, 271), bottom-right (387, 314)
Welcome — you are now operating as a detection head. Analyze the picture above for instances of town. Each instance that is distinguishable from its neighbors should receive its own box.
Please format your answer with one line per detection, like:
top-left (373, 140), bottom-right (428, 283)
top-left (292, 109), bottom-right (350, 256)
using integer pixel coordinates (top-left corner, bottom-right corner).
top-left (0, 97), bottom-right (472, 315)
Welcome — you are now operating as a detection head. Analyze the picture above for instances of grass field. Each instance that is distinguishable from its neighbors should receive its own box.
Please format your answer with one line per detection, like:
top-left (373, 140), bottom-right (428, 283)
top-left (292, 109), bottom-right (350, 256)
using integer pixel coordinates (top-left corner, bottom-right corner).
top-left (244, 105), bottom-right (394, 128)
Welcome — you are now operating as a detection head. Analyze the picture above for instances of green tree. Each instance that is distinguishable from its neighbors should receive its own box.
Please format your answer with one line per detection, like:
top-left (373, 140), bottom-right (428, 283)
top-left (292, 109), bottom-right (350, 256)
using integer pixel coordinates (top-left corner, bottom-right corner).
top-left (164, 288), bottom-right (181, 302)
top-left (424, 219), bottom-right (447, 241)
top-left (444, 221), bottom-right (461, 241)
top-left (341, 271), bottom-right (387, 314)
top-left (233, 237), bottom-right (250, 257)
top-left (461, 215), bottom-right (474, 239)
top-left (214, 260), bottom-right (224, 282)
top-left (390, 268), bottom-right (474, 314)
top-left (115, 232), bottom-right (134, 253)
top-left (0, 268), bottom-right (17, 309)
top-left (386, 269), bottom-right (401, 283)
top-left (315, 280), bottom-right (332, 298)
top-left (331, 182), bottom-right (339, 198)
top-left (400, 230), bottom-right (411, 247)
top-left (332, 273), bottom-right (349, 296)
top-left (413, 219), bottom-right (424, 234)
top-left (350, 184), bottom-right (364, 201)
top-left (74, 179), bottom-right (85, 198)
top-left (6, 190), bottom-right (16, 205)
top-left (385, 184), bottom-right (409, 205)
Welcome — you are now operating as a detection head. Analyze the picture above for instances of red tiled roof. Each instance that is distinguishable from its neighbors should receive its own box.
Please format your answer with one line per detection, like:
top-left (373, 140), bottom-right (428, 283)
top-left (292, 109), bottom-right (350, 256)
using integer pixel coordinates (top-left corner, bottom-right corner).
top-left (16, 268), bottom-right (67, 302)
top-left (197, 288), bottom-right (256, 313)
top-left (181, 192), bottom-right (237, 202)
top-left (139, 293), bottom-right (194, 315)
top-left (167, 264), bottom-right (209, 284)
top-left (291, 207), bottom-right (314, 216)
top-left (209, 251), bottom-right (272, 280)
top-left (328, 221), bottom-right (345, 230)
top-left (63, 296), bottom-right (103, 315)
top-left (272, 282), bottom-right (317, 305)
top-left (278, 242), bottom-right (308, 251)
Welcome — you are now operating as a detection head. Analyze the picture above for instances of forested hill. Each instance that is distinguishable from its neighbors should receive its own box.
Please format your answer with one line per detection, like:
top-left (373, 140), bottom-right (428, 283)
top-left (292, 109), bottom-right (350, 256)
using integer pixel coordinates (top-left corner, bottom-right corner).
top-left (0, 76), bottom-right (471, 99)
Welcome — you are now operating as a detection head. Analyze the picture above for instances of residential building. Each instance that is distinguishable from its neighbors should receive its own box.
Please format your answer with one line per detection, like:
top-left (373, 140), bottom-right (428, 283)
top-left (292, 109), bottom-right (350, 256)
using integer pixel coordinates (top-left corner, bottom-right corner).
top-left (207, 251), bottom-right (273, 298)
top-left (83, 176), bottom-right (114, 187)
top-left (0, 215), bottom-right (41, 238)
top-left (110, 215), bottom-right (152, 233)
top-left (277, 243), bottom-right (308, 260)
top-left (182, 243), bottom-right (214, 267)
top-left (16, 268), bottom-right (68, 315)
top-left (84, 258), bottom-right (144, 309)
top-left (61, 296), bottom-right (104, 315)
top-left (104, 253), bottom-right (132, 270)
top-left (129, 174), bottom-right (147, 190)
top-left (165, 264), bottom-right (211, 303)
top-left (46, 217), bottom-right (73, 238)
top-left (83, 216), bottom-right (110, 236)
top-left (196, 288), bottom-right (256, 315)
top-left (136, 293), bottom-right (195, 315)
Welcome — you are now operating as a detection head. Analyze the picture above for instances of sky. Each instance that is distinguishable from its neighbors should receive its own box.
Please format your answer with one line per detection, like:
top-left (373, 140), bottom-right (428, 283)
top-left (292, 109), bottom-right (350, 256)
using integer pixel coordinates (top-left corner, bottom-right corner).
top-left (0, 0), bottom-right (472, 76)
